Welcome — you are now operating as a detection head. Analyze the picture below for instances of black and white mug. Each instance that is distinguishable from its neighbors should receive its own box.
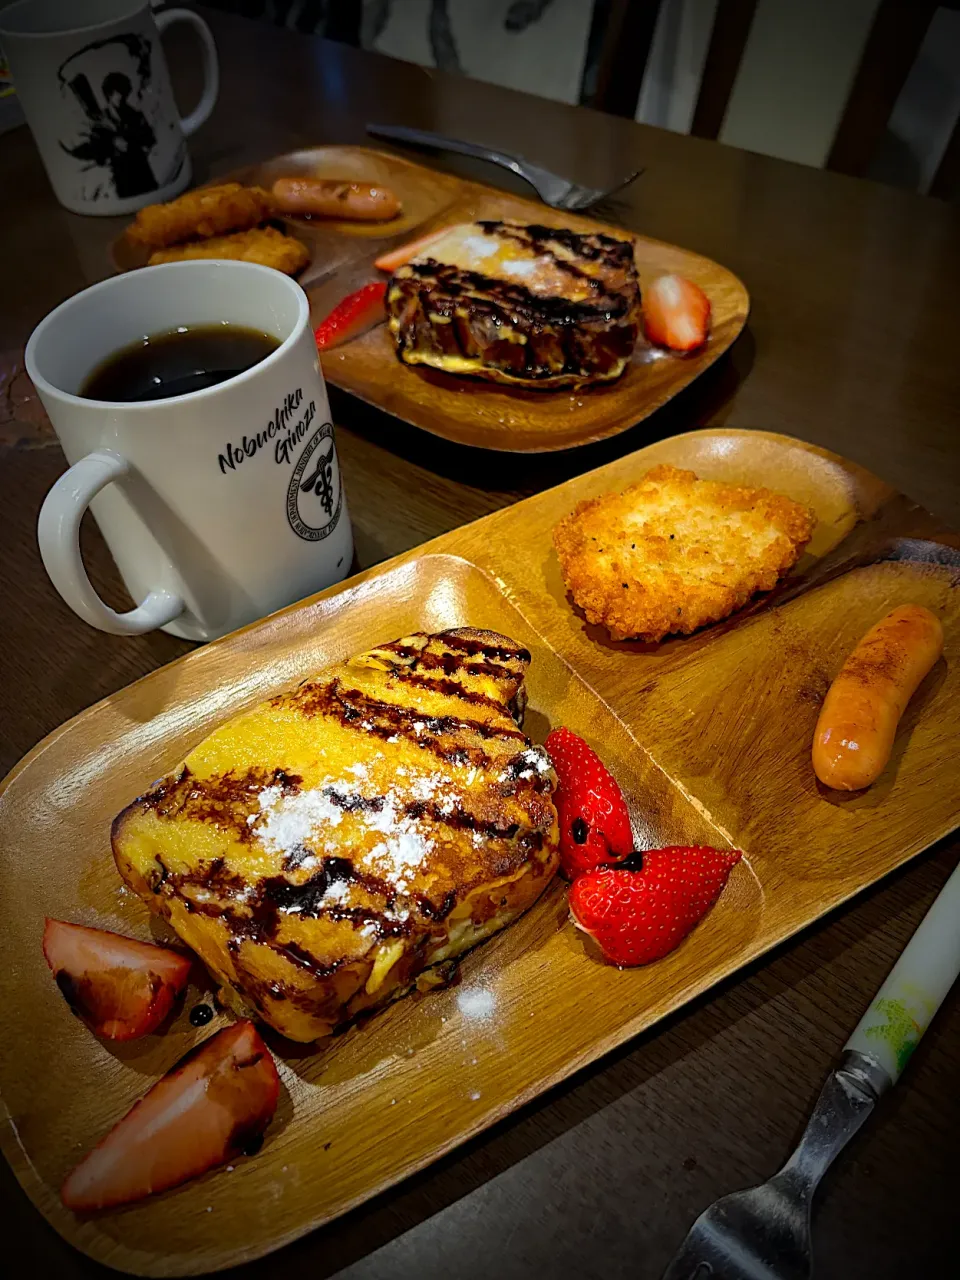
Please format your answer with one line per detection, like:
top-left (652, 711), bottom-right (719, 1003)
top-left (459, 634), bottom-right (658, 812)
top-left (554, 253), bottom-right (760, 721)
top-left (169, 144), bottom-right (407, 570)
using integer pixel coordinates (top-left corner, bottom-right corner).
top-left (0, 0), bottom-right (218, 215)
top-left (28, 261), bottom-right (354, 641)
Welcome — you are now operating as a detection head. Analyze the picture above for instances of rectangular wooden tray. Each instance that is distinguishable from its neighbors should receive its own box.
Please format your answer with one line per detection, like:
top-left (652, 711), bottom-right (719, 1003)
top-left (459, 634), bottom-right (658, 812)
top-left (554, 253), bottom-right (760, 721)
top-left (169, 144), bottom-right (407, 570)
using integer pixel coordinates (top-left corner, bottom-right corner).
top-left (1, 429), bottom-right (957, 1276)
top-left (113, 146), bottom-right (750, 453)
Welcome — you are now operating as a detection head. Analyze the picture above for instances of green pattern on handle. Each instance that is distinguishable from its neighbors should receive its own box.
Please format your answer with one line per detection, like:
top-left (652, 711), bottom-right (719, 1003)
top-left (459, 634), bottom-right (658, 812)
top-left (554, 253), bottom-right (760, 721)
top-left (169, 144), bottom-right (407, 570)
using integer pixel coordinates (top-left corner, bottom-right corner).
top-left (863, 997), bottom-right (923, 1075)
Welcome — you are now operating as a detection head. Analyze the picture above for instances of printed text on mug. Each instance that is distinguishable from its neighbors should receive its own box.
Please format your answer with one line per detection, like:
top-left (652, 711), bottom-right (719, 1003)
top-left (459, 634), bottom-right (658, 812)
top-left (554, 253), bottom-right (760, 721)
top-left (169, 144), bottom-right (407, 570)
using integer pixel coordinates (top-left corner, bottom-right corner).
top-left (216, 387), bottom-right (317, 473)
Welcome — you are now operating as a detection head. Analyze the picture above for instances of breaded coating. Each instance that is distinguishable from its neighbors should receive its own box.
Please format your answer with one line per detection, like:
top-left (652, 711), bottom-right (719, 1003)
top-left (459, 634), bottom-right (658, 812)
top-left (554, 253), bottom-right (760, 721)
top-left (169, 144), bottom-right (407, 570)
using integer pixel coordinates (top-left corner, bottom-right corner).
top-left (553, 464), bottom-right (816, 642)
top-left (147, 226), bottom-right (310, 276)
top-left (128, 183), bottom-right (273, 249)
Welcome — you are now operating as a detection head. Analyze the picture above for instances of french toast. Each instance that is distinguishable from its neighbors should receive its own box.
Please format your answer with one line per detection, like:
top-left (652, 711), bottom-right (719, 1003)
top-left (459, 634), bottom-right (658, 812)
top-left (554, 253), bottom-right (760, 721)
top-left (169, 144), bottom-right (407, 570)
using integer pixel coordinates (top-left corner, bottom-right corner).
top-left (112, 629), bottom-right (559, 1042)
top-left (386, 220), bottom-right (641, 388)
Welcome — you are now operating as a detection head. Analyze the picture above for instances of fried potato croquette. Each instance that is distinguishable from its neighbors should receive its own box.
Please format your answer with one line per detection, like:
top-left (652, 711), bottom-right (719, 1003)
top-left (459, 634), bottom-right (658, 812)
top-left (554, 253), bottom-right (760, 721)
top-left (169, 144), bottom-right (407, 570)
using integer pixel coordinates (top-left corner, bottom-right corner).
top-left (553, 464), bottom-right (816, 642)
top-left (128, 182), bottom-right (273, 249)
top-left (147, 226), bottom-right (310, 276)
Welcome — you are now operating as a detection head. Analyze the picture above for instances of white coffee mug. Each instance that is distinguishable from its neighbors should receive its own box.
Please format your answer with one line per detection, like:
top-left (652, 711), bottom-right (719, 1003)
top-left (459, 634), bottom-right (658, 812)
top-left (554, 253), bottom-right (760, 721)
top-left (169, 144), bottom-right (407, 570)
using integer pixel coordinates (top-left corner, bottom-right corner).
top-left (28, 260), bottom-right (354, 642)
top-left (0, 0), bottom-right (218, 215)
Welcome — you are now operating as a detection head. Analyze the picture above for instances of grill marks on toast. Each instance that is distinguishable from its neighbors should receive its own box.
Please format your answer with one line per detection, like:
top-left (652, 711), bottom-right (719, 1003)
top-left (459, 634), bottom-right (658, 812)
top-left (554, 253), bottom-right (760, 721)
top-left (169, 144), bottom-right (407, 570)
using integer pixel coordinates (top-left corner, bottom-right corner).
top-left (366, 632), bottom-right (531, 719)
top-left (384, 670), bottom-right (506, 713)
top-left (476, 220), bottom-right (632, 298)
top-left (325, 788), bottom-right (532, 842)
top-left (288, 678), bottom-right (527, 749)
top-left (143, 766), bottom-right (303, 843)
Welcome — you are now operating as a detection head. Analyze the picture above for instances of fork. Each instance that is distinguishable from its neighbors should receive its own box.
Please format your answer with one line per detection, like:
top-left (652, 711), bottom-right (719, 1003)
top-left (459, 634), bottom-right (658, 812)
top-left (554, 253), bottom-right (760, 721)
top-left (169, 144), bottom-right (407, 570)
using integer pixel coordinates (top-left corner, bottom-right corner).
top-left (663, 856), bottom-right (960, 1280)
top-left (366, 123), bottom-right (641, 212)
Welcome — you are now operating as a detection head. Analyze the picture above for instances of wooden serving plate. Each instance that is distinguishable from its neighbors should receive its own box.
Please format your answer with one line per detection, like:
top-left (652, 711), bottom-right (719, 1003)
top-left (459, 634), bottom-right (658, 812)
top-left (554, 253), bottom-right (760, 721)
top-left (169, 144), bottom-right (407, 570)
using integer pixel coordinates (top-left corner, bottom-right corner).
top-left (112, 146), bottom-right (749, 452)
top-left (1, 429), bottom-right (958, 1276)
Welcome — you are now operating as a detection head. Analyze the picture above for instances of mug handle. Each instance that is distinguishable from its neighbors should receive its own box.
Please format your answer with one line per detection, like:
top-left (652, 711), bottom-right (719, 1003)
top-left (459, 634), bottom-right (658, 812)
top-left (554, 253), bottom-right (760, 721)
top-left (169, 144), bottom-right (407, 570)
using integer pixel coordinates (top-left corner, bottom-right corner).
top-left (155, 8), bottom-right (220, 138)
top-left (37, 450), bottom-right (184, 636)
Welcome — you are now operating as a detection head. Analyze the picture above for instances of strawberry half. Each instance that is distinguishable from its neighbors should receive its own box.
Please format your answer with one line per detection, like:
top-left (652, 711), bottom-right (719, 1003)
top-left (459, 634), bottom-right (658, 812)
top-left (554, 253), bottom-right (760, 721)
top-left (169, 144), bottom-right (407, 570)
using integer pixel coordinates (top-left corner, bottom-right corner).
top-left (314, 280), bottom-right (387, 350)
top-left (643, 274), bottom-right (710, 352)
top-left (61, 1020), bottom-right (280, 1211)
top-left (569, 845), bottom-right (742, 967)
top-left (374, 225), bottom-right (452, 273)
top-left (545, 727), bottom-right (633, 880)
top-left (42, 919), bottom-right (191, 1041)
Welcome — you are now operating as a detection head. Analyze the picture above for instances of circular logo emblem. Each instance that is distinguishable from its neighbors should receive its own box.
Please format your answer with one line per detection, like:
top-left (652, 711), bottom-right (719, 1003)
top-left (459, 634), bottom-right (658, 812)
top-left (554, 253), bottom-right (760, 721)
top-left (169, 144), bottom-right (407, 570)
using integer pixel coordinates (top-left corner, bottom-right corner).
top-left (286, 420), bottom-right (343, 542)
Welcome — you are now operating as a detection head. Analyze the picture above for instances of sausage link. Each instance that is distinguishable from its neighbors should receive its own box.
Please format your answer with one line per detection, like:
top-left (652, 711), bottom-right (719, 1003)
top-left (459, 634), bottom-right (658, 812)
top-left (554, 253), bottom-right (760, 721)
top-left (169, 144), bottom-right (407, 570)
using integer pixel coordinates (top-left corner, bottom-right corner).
top-left (812, 604), bottom-right (943, 790)
top-left (271, 177), bottom-right (401, 221)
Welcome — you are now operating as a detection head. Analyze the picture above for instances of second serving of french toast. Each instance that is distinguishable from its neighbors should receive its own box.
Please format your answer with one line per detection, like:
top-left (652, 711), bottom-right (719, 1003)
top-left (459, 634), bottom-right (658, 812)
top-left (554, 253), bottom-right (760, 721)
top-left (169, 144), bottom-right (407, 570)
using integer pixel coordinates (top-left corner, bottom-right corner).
top-left (112, 629), bottom-right (559, 1042)
top-left (386, 220), bottom-right (641, 388)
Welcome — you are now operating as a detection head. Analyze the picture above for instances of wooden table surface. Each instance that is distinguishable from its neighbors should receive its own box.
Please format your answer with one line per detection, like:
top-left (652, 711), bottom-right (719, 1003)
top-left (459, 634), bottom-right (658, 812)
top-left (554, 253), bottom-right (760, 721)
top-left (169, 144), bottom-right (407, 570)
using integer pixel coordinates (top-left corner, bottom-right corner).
top-left (1, 9), bottom-right (958, 1278)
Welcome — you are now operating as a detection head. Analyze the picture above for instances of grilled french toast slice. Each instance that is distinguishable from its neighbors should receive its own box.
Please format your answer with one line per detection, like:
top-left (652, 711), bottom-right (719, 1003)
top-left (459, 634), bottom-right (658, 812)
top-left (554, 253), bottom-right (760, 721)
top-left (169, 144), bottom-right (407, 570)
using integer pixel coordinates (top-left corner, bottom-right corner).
top-left (112, 629), bottom-right (559, 1042)
top-left (386, 220), bottom-right (641, 388)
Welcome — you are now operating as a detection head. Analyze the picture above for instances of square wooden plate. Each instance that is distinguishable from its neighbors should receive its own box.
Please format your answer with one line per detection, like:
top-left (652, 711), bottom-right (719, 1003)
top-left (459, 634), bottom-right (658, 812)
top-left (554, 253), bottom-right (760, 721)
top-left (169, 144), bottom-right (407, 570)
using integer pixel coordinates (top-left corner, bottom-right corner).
top-left (112, 146), bottom-right (750, 452)
top-left (1, 429), bottom-right (957, 1276)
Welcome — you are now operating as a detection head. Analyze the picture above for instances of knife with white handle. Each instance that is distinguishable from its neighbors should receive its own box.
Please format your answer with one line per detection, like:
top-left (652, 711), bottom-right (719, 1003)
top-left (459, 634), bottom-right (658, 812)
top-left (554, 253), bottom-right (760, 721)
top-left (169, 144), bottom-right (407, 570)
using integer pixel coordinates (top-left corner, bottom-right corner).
top-left (844, 856), bottom-right (960, 1088)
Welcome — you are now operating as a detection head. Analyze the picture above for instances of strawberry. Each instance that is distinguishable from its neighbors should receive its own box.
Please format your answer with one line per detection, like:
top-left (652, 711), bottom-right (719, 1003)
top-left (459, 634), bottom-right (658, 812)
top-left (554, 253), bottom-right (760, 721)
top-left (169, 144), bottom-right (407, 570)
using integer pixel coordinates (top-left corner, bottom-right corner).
top-left (61, 1020), bottom-right (280, 1211)
top-left (374, 225), bottom-right (452, 273)
top-left (569, 845), bottom-right (742, 967)
top-left (314, 280), bottom-right (387, 350)
top-left (643, 274), bottom-right (711, 352)
top-left (42, 919), bottom-right (191, 1041)
top-left (545, 727), bottom-right (634, 879)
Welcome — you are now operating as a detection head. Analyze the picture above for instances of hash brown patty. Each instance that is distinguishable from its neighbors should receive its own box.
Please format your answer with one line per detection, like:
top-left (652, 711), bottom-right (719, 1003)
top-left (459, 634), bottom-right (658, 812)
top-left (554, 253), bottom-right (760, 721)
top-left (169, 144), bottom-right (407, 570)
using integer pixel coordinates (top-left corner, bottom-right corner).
top-left (553, 464), bottom-right (816, 642)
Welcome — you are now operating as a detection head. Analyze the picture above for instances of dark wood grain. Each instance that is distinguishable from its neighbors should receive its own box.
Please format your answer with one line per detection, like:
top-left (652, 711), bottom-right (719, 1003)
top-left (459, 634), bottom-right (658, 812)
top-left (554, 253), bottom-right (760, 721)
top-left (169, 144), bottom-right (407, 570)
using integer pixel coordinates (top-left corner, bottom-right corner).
top-left (0, 8), bottom-right (958, 1279)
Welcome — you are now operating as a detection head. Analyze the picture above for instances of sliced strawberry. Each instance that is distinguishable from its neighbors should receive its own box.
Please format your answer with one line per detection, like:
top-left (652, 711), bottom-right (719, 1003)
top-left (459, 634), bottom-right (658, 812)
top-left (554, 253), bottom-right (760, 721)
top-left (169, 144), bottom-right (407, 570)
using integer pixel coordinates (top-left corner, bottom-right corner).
top-left (643, 274), bottom-right (711, 352)
top-left (569, 845), bottom-right (742, 966)
top-left (61, 1020), bottom-right (280, 1211)
top-left (43, 919), bottom-right (191, 1041)
top-left (373, 225), bottom-right (452, 273)
top-left (545, 727), bottom-right (634, 880)
top-left (314, 280), bottom-right (387, 351)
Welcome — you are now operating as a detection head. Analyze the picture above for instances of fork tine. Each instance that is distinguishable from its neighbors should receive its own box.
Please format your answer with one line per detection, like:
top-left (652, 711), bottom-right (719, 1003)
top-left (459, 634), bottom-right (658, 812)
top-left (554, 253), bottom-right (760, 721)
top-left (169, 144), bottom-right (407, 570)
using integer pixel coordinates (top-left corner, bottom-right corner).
top-left (560, 191), bottom-right (595, 213)
top-left (558, 172), bottom-right (641, 213)
top-left (607, 167), bottom-right (642, 198)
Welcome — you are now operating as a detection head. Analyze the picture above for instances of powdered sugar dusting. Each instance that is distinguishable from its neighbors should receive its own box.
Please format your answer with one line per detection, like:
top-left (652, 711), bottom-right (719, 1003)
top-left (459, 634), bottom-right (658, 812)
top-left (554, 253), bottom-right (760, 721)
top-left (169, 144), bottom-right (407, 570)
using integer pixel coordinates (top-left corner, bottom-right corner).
top-left (462, 233), bottom-right (500, 260)
top-left (252, 767), bottom-right (464, 892)
top-left (501, 258), bottom-right (536, 278)
top-left (363, 792), bottom-right (435, 881)
top-left (257, 787), bottom-right (343, 855)
top-left (457, 987), bottom-right (497, 1020)
top-left (257, 784), bottom-right (283, 811)
top-left (321, 878), bottom-right (352, 905)
top-left (504, 746), bottom-right (553, 780)
top-left (409, 772), bottom-right (446, 801)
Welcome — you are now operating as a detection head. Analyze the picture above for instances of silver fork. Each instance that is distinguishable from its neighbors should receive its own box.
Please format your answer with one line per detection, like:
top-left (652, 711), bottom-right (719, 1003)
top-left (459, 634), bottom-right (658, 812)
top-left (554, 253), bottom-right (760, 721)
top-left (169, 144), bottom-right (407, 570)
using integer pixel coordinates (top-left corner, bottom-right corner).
top-left (366, 122), bottom-right (641, 212)
top-left (663, 856), bottom-right (960, 1279)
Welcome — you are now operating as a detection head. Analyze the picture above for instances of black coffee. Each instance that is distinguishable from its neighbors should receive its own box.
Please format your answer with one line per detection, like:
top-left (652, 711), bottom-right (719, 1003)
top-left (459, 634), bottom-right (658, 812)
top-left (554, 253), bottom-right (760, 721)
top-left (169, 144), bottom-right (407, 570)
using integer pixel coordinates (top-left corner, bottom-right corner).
top-left (81, 324), bottom-right (280, 402)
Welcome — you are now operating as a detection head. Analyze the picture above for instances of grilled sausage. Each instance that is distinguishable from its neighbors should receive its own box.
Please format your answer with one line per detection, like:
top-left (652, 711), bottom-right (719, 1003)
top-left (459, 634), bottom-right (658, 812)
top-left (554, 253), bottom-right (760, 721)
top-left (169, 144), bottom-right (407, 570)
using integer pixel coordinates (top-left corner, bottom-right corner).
top-left (271, 177), bottom-right (401, 221)
top-left (812, 604), bottom-right (943, 790)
